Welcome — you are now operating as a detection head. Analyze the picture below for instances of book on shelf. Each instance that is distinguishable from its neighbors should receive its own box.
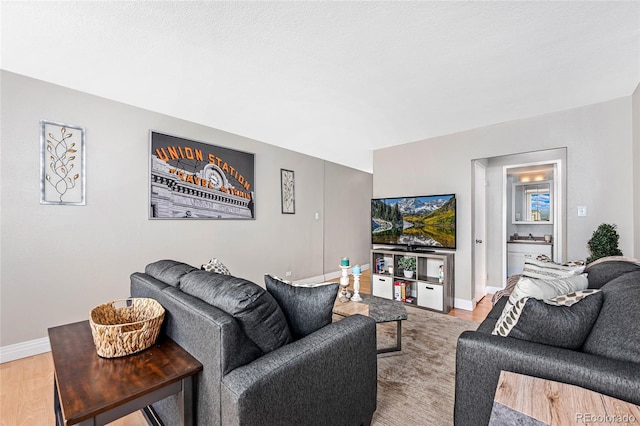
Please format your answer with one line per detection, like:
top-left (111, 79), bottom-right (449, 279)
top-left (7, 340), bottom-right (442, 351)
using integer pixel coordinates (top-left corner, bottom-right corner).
top-left (394, 280), bottom-right (411, 302)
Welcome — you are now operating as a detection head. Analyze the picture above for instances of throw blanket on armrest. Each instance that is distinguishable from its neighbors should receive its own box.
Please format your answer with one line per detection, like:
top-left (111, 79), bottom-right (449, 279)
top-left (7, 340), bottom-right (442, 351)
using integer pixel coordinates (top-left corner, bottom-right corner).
top-left (492, 274), bottom-right (521, 305)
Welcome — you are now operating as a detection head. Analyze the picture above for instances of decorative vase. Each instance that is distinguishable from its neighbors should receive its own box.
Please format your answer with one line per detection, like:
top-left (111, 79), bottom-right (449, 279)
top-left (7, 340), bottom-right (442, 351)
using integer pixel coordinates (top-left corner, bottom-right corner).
top-left (403, 270), bottom-right (414, 279)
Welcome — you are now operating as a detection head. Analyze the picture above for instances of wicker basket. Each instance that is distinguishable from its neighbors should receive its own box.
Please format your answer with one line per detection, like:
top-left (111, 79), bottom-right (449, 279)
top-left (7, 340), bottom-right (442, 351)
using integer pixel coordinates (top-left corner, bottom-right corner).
top-left (89, 298), bottom-right (165, 358)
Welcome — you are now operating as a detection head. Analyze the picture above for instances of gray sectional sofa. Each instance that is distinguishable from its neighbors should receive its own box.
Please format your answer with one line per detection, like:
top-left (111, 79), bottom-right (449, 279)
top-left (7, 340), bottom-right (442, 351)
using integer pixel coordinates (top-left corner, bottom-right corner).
top-left (130, 260), bottom-right (377, 426)
top-left (454, 258), bottom-right (640, 426)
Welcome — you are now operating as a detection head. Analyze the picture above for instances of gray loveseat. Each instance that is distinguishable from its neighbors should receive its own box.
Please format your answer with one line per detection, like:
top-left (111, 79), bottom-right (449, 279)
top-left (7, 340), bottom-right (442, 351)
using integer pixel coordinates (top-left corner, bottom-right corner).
top-left (454, 258), bottom-right (640, 426)
top-left (130, 260), bottom-right (377, 426)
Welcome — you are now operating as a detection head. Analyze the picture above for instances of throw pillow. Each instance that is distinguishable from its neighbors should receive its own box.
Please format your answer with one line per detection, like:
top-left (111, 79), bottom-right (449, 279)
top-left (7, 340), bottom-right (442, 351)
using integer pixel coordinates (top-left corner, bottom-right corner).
top-left (493, 290), bottom-right (603, 349)
top-left (545, 289), bottom-right (601, 306)
top-left (180, 271), bottom-right (291, 353)
top-left (201, 258), bottom-right (231, 275)
top-left (507, 274), bottom-right (589, 307)
top-left (582, 270), bottom-right (640, 363)
top-left (494, 274), bottom-right (589, 335)
top-left (522, 256), bottom-right (586, 280)
top-left (265, 274), bottom-right (340, 340)
top-left (145, 259), bottom-right (198, 287)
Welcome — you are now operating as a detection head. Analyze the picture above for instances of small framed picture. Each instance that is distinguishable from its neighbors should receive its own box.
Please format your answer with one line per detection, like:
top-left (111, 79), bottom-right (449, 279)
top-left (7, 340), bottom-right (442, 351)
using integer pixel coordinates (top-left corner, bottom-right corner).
top-left (40, 120), bottom-right (86, 205)
top-left (280, 169), bottom-right (295, 214)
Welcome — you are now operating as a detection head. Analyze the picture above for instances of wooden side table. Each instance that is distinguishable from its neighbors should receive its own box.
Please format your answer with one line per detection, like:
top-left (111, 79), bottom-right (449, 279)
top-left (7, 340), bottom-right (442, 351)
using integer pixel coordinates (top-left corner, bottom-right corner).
top-left (49, 320), bottom-right (202, 426)
top-left (490, 371), bottom-right (640, 425)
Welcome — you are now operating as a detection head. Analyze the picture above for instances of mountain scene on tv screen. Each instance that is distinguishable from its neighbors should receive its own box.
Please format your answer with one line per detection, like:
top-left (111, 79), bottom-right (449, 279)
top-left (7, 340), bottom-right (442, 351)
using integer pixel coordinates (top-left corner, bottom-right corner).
top-left (371, 196), bottom-right (456, 248)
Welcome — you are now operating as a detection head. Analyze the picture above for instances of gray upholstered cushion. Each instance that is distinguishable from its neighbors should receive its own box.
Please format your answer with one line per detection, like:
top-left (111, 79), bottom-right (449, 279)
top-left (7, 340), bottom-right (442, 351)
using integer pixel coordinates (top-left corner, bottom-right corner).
top-left (582, 270), bottom-right (640, 363)
top-left (265, 274), bottom-right (340, 340)
top-left (585, 260), bottom-right (640, 289)
top-left (181, 271), bottom-right (291, 353)
top-left (501, 291), bottom-right (603, 349)
top-left (145, 260), bottom-right (198, 287)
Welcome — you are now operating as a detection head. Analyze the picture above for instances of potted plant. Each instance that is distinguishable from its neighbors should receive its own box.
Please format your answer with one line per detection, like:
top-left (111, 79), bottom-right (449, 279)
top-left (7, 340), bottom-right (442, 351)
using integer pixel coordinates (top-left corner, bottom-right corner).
top-left (398, 256), bottom-right (416, 278)
top-left (587, 223), bottom-right (623, 264)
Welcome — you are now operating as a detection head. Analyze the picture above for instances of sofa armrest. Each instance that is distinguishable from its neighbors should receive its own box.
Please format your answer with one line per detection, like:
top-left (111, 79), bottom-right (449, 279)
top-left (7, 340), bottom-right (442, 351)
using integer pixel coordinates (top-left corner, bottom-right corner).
top-left (221, 314), bottom-right (377, 426)
top-left (454, 330), bottom-right (640, 426)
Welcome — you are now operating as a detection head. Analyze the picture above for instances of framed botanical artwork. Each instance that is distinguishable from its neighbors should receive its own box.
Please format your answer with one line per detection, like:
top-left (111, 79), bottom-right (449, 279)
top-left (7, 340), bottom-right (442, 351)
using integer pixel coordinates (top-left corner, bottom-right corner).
top-left (40, 120), bottom-right (86, 205)
top-left (149, 131), bottom-right (255, 219)
top-left (280, 169), bottom-right (295, 214)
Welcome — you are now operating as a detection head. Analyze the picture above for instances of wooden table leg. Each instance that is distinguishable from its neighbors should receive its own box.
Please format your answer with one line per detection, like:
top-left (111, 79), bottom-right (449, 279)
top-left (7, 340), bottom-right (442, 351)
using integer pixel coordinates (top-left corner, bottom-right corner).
top-left (182, 375), bottom-right (195, 426)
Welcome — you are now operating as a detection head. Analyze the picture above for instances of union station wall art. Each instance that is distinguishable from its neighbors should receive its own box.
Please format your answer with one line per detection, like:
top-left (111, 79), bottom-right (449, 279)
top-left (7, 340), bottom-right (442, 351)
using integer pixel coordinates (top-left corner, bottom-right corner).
top-left (149, 131), bottom-right (255, 219)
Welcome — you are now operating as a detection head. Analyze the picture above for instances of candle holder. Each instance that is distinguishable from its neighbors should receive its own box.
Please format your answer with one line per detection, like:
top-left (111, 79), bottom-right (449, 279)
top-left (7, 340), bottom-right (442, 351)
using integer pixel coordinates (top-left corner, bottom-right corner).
top-left (351, 272), bottom-right (362, 302)
top-left (338, 265), bottom-right (352, 303)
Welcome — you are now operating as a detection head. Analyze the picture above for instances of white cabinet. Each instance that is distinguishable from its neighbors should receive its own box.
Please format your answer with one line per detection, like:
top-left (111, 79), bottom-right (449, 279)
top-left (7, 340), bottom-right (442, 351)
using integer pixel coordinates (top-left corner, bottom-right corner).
top-left (507, 242), bottom-right (553, 276)
top-left (371, 274), bottom-right (393, 300)
top-left (417, 282), bottom-right (444, 311)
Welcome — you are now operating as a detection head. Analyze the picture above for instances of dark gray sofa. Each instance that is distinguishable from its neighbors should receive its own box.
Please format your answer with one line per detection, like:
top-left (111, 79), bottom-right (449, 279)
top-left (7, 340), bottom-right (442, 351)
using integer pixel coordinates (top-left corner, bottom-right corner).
top-left (131, 260), bottom-right (377, 426)
top-left (454, 259), bottom-right (640, 426)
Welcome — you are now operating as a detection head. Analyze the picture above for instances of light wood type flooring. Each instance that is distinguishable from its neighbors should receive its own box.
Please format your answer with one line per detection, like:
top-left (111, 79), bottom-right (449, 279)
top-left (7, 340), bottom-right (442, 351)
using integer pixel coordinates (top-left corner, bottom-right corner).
top-left (1, 269), bottom-right (492, 426)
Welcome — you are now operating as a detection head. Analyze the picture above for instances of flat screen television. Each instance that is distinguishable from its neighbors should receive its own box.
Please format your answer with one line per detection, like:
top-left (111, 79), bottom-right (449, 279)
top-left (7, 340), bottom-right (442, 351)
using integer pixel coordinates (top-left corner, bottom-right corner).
top-left (371, 194), bottom-right (456, 250)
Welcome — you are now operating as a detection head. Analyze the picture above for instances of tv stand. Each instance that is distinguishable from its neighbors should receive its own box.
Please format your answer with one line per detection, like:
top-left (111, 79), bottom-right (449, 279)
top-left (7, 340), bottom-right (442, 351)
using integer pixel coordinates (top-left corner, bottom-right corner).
top-left (370, 248), bottom-right (454, 313)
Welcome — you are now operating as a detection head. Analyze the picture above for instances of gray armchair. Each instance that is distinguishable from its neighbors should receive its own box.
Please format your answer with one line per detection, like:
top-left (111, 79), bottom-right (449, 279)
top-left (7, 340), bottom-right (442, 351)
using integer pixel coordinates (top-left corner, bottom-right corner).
top-left (131, 261), bottom-right (377, 426)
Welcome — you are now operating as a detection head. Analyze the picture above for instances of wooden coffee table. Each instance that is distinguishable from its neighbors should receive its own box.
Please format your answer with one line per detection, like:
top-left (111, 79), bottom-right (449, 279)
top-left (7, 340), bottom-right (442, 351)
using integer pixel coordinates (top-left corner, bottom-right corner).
top-left (333, 293), bottom-right (408, 354)
top-left (48, 320), bottom-right (202, 426)
top-left (490, 371), bottom-right (640, 425)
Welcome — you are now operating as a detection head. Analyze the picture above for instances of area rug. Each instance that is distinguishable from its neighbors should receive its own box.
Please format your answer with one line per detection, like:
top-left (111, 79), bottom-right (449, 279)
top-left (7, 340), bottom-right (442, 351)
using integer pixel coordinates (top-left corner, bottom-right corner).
top-left (372, 306), bottom-right (479, 426)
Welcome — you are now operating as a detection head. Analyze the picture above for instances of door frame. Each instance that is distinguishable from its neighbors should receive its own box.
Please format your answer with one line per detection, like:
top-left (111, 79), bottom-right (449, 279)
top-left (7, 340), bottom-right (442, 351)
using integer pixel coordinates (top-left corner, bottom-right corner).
top-left (471, 160), bottom-right (487, 308)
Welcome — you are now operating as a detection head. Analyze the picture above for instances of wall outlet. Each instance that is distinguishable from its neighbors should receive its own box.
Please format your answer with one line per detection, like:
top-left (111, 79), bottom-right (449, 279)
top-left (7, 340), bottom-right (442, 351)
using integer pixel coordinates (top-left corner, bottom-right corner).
top-left (285, 271), bottom-right (292, 277)
top-left (577, 206), bottom-right (587, 217)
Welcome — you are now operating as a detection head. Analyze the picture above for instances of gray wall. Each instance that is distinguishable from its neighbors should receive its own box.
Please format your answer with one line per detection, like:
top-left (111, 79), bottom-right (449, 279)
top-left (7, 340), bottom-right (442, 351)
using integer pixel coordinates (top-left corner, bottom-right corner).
top-left (0, 71), bottom-right (372, 347)
top-left (323, 161), bottom-right (373, 273)
top-left (373, 96), bottom-right (636, 304)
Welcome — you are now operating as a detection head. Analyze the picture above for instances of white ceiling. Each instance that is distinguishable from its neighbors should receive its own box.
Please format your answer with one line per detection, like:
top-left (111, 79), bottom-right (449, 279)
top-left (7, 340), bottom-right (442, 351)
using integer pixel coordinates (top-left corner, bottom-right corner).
top-left (2, 1), bottom-right (639, 172)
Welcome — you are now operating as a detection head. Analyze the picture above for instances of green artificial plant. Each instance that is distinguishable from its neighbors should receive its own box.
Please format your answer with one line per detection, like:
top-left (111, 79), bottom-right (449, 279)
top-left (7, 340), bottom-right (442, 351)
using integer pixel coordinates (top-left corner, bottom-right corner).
top-left (398, 256), bottom-right (416, 272)
top-left (587, 223), bottom-right (623, 264)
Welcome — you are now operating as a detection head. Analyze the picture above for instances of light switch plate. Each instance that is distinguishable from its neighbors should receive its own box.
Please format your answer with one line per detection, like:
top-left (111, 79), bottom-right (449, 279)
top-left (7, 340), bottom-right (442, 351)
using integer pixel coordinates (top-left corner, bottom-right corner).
top-left (577, 206), bottom-right (587, 217)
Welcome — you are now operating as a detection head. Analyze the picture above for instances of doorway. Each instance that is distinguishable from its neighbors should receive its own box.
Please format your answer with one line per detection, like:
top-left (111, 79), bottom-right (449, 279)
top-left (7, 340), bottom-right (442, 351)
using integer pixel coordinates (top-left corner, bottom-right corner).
top-left (472, 148), bottom-right (566, 293)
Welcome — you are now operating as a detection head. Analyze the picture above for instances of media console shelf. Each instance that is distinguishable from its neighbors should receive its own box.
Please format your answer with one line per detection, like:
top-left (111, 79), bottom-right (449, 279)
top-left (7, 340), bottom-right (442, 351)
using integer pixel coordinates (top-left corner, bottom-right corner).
top-left (371, 248), bottom-right (454, 313)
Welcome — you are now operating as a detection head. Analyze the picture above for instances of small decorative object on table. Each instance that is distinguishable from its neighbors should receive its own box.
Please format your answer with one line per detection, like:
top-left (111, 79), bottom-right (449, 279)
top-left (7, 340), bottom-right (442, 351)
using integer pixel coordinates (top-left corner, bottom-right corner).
top-left (351, 265), bottom-right (363, 302)
top-left (339, 258), bottom-right (352, 302)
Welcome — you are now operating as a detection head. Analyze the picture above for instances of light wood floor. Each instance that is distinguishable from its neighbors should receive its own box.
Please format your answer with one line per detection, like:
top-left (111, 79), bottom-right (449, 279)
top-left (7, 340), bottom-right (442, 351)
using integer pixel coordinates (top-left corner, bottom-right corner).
top-left (1, 269), bottom-right (492, 426)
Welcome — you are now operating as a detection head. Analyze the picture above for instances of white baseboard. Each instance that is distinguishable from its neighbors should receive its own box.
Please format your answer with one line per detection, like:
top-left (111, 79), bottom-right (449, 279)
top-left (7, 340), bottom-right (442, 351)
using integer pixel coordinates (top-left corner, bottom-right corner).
top-left (0, 337), bottom-right (51, 363)
top-left (295, 273), bottom-right (329, 285)
top-left (296, 264), bottom-right (371, 285)
top-left (454, 298), bottom-right (475, 312)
